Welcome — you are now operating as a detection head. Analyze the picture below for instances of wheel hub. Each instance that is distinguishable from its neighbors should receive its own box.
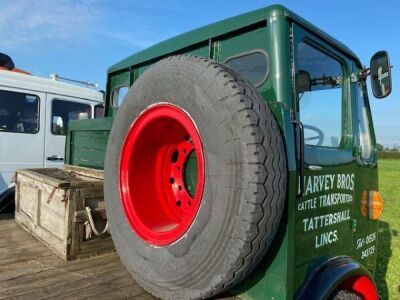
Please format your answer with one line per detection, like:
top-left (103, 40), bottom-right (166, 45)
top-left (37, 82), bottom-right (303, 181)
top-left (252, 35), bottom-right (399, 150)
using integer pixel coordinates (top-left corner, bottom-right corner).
top-left (119, 103), bottom-right (205, 246)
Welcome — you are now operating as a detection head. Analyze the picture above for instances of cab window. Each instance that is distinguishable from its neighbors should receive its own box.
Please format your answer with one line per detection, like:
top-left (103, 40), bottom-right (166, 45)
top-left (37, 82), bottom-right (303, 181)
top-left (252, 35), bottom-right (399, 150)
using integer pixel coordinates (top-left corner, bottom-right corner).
top-left (357, 83), bottom-right (373, 160)
top-left (0, 90), bottom-right (39, 134)
top-left (51, 99), bottom-right (91, 135)
top-left (112, 86), bottom-right (129, 108)
top-left (296, 42), bottom-right (344, 148)
top-left (225, 51), bottom-right (268, 87)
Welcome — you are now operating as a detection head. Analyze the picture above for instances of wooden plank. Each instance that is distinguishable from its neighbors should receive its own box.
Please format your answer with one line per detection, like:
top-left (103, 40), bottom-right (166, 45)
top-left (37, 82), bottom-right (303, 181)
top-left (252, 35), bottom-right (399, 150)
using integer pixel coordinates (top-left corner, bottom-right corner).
top-left (21, 269), bottom-right (130, 299)
top-left (94, 285), bottom-right (155, 300)
top-left (0, 251), bottom-right (52, 268)
top-left (64, 164), bottom-right (104, 179)
top-left (78, 238), bottom-right (114, 259)
top-left (2, 261), bottom-right (126, 299)
top-left (15, 213), bottom-right (68, 260)
top-left (71, 281), bottom-right (151, 300)
top-left (70, 190), bottom-right (80, 258)
top-left (17, 169), bottom-right (103, 189)
top-left (17, 169), bottom-right (70, 188)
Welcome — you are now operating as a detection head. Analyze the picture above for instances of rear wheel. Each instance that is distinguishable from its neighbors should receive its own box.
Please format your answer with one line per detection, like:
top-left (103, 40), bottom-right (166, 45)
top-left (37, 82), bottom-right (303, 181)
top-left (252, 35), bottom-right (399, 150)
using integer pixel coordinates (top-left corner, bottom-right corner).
top-left (104, 55), bottom-right (287, 299)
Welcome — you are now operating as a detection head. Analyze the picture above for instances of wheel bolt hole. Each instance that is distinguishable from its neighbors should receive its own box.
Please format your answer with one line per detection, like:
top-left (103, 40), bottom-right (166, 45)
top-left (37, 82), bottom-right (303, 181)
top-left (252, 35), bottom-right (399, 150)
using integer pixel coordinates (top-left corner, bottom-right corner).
top-left (177, 166), bottom-right (181, 171)
top-left (188, 201), bottom-right (191, 206)
top-left (176, 200), bottom-right (182, 206)
top-left (178, 186), bottom-right (182, 191)
top-left (169, 178), bottom-right (175, 184)
top-left (184, 135), bottom-right (190, 141)
top-left (171, 149), bottom-right (179, 163)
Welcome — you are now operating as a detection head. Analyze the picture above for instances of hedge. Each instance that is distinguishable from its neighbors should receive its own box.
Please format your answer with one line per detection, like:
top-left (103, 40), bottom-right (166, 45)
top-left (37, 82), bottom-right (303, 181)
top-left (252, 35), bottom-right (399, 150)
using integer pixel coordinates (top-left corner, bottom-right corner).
top-left (378, 151), bottom-right (400, 159)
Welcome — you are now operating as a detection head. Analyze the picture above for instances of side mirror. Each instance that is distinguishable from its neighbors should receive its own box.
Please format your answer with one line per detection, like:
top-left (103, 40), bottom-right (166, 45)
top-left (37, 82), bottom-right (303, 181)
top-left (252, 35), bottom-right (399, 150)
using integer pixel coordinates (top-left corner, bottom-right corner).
top-left (370, 51), bottom-right (392, 99)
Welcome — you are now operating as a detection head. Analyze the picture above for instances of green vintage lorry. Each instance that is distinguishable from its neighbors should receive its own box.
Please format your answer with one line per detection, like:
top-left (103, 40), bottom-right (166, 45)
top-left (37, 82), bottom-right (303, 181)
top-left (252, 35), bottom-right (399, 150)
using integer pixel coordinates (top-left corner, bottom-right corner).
top-left (65, 5), bottom-right (392, 300)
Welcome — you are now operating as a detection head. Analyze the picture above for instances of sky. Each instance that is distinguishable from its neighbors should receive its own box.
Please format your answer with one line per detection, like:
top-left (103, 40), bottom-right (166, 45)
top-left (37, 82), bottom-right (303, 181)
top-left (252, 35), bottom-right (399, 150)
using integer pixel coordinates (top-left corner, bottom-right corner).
top-left (1, 0), bottom-right (399, 147)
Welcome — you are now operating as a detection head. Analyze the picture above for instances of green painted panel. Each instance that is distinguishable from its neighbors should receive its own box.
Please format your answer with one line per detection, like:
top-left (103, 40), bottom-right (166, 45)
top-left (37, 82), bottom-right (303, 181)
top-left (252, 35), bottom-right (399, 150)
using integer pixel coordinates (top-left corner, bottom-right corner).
top-left (66, 118), bottom-right (113, 169)
top-left (184, 44), bottom-right (210, 57)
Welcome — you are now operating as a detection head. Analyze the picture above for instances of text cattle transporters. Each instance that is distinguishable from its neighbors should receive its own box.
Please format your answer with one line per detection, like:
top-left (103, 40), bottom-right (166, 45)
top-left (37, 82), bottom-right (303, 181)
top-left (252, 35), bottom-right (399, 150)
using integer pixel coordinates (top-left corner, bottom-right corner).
top-left (65, 4), bottom-right (391, 300)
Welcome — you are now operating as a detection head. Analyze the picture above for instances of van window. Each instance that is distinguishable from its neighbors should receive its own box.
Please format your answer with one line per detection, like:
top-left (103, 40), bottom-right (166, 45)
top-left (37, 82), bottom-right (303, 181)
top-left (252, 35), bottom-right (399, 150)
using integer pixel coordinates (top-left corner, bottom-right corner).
top-left (112, 86), bottom-right (129, 108)
top-left (225, 51), bottom-right (268, 87)
top-left (51, 99), bottom-right (91, 135)
top-left (95, 104), bottom-right (104, 118)
top-left (296, 42), bottom-right (344, 148)
top-left (0, 90), bottom-right (39, 134)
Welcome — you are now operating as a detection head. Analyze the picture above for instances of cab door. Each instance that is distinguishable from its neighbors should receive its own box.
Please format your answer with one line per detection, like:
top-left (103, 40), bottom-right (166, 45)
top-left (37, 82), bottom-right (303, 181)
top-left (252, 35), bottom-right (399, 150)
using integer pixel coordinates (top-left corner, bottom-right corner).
top-left (44, 94), bottom-right (92, 168)
top-left (350, 70), bottom-right (379, 272)
top-left (291, 24), bottom-right (357, 285)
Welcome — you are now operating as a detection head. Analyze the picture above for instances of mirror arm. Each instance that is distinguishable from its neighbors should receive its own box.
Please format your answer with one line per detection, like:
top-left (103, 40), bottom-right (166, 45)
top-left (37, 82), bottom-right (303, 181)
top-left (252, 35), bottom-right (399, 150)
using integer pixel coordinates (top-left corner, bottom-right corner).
top-left (357, 65), bottom-right (392, 82)
top-left (358, 67), bottom-right (371, 81)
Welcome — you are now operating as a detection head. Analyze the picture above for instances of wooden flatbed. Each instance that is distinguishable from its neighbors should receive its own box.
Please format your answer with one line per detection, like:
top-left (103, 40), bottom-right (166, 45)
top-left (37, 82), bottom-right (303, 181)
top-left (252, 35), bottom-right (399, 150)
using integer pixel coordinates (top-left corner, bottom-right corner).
top-left (0, 217), bottom-right (155, 300)
top-left (0, 217), bottom-right (236, 300)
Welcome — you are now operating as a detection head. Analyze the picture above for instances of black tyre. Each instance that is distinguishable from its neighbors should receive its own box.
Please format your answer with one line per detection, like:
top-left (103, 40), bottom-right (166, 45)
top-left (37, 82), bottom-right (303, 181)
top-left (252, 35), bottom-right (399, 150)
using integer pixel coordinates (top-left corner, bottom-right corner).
top-left (104, 55), bottom-right (287, 299)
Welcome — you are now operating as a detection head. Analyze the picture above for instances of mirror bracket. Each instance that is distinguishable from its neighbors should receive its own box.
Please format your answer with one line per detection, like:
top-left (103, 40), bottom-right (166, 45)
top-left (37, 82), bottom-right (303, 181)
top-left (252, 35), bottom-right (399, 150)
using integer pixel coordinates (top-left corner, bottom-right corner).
top-left (353, 67), bottom-right (371, 83)
top-left (350, 72), bottom-right (360, 83)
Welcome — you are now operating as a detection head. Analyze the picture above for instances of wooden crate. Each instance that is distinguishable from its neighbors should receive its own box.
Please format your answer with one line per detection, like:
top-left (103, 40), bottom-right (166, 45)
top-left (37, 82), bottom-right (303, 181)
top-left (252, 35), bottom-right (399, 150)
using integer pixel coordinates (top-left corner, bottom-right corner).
top-left (15, 165), bottom-right (114, 261)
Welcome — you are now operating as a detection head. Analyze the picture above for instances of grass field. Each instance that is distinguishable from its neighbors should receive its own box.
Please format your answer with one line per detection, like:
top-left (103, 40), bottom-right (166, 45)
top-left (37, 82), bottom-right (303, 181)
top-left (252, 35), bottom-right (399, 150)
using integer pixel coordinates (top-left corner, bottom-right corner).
top-left (376, 159), bottom-right (400, 299)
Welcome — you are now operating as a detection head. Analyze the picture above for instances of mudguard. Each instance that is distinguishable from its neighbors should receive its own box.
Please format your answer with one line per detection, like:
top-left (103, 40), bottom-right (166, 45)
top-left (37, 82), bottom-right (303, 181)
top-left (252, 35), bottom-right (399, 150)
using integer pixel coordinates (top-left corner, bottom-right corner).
top-left (298, 256), bottom-right (378, 300)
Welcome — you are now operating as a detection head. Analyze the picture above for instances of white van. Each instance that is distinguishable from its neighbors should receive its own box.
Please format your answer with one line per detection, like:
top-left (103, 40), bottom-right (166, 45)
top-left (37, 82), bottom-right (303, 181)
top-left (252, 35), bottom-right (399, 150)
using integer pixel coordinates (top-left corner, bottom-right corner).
top-left (0, 66), bottom-right (103, 213)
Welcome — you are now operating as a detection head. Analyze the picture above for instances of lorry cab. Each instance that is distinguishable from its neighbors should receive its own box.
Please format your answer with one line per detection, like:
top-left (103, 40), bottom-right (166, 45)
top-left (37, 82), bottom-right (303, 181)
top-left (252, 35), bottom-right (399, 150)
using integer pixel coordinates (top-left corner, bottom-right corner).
top-left (0, 60), bottom-right (103, 212)
top-left (65, 5), bottom-right (391, 299)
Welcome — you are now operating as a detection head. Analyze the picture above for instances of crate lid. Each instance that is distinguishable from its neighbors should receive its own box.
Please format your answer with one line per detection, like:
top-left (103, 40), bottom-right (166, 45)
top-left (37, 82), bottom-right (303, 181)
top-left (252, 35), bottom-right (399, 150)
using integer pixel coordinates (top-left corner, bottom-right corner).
top-left (17, 167), bottom-right (103, 188)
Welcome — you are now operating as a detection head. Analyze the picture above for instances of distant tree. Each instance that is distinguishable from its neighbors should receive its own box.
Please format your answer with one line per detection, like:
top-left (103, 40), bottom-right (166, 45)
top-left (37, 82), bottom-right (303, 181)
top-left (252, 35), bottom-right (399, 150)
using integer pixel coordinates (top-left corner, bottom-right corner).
top-left (376, 143), bottom-right (384, 151)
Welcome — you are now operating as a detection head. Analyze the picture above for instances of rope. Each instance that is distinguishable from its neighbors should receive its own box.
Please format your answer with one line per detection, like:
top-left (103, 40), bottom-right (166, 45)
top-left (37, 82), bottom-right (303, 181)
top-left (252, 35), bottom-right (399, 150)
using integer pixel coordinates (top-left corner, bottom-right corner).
top-left (85, 206), bottom-right (109, 236)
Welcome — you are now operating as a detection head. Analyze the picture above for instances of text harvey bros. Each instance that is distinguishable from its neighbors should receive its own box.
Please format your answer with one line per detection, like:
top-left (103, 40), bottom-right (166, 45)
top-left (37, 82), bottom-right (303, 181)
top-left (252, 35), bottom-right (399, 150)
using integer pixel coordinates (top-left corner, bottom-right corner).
top-left (298, 174), bottom-right (355, 249)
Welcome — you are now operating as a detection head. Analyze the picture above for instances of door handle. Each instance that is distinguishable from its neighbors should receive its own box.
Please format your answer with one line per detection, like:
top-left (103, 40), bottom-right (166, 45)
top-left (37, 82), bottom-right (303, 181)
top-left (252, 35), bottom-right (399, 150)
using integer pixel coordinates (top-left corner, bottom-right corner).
top-left (292, 120), bottom-right (305, 197)
top-left (47, 155), bottom-right (64, 161)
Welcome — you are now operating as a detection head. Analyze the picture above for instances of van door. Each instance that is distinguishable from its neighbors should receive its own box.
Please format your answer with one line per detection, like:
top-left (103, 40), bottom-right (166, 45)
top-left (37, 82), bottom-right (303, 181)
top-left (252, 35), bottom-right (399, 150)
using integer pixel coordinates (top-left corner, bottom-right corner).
top-left (44, 94), bottom-right (92, 168)
top-left (292, 24), bottom-right (357, 285)
top-left (0, 88), bottom-right (45, 194)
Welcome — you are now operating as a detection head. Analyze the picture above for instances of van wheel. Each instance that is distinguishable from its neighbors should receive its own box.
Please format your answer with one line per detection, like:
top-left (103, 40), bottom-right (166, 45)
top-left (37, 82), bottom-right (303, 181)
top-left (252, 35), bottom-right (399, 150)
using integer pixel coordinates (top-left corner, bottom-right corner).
top-left (104, 55), bottom-right (287, 299)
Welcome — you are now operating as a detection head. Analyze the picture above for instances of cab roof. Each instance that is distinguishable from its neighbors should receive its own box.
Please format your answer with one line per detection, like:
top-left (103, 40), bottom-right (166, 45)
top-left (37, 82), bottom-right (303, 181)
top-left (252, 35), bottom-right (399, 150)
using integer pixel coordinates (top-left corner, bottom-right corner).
top-left (0, 69), bottom-right (103, 102)
top-left (108, 4), bottom-right (360, 74)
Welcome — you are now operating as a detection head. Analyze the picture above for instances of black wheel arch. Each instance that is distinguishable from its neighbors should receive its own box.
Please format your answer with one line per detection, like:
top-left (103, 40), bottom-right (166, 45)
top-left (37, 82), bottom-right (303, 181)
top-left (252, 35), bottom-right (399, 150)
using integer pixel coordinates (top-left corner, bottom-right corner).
top-left (0, 186), bottom-right (15, 214)
top-left (297, 256), bottom-right (377, 300)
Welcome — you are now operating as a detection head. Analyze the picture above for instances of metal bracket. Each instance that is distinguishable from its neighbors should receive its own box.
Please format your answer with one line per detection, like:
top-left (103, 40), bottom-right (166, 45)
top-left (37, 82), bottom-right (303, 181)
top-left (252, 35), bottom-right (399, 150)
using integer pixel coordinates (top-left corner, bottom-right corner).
top-left (350, 72), bottom-right (359, 83)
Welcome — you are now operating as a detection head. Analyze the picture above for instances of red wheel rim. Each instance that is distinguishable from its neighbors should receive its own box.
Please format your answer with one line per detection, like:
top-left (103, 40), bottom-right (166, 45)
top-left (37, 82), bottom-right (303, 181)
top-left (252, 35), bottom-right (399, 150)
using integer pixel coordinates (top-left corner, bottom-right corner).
top-left (119, 103), bottom-right (205, 246)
